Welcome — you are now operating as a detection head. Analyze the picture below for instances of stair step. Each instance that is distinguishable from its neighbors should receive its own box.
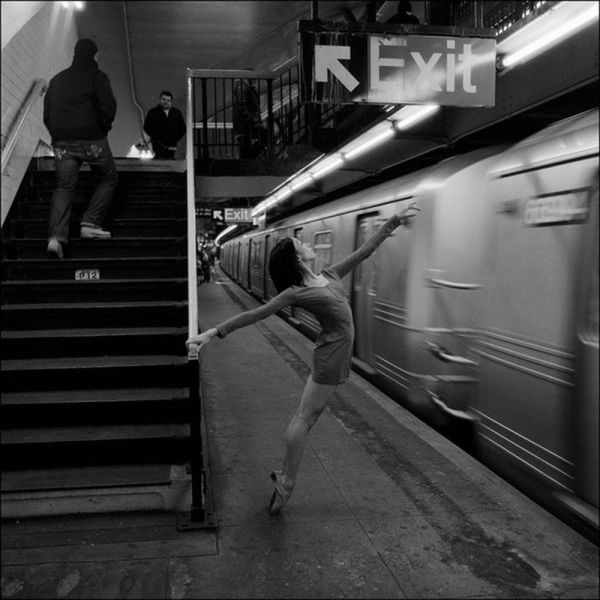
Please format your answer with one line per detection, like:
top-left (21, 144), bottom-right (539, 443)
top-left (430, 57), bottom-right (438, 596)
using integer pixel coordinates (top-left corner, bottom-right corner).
top-left (29, 160), bottom-right (186, 183)
top-left (2, 256), bottom-right (187, 280)
top-left (1, 424), bottom-right (191, 469)
top-left (2, 423), bottom-right (190, 444)
top-left (17, 199), bottom-right (185, 219)
top-left (22, 186), bottom-right (184, 199)
top-left (8, 237), bottom-right (186, 259)
top-left (9, 218), bottom-right (187, 238)
top-left (2, 386), bottom-right (187, 406)
top-left (1, 278), bottom-right (187, 304)
top-left (1, 387), bottom-right (188, 426)
top-left (2, 354), bottom-right (188, 391)
top-left (1, 300), bottom-right (187, 329)
top-left (1, 463), bottom-right (173, 492)
top-left (1, 327), bottom-right (187, 359)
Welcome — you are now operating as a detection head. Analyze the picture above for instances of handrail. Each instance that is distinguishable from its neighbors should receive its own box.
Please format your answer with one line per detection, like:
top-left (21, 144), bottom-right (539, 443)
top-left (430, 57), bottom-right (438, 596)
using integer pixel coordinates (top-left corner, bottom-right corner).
top-left (1, 79), bottom-right (47, 174)
top-left (186, 70), bottom-right (199, 357)
top-left (188, 57), bottom-right (298, 81)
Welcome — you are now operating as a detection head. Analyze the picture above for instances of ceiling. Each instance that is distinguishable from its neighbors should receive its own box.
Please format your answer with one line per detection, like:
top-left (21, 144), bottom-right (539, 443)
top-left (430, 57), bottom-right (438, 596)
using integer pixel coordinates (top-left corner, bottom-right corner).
top-left (123, 1), bottom-right (372, 110)
top-left (71, 1), bottom-right (598, 230)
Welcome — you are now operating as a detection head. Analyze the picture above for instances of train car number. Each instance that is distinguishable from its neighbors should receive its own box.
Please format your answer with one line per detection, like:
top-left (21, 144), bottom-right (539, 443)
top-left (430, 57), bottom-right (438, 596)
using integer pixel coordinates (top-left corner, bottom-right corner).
top-left (75, 269), bottom-right (100, 280)
top-left (524, 191), bottom-right (589, 226)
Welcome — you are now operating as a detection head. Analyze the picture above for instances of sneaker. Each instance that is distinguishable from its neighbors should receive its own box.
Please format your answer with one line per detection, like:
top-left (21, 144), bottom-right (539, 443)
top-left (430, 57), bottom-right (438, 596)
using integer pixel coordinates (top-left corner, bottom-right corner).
top-left (47, 238), bottom-right (64, 259)
top-left (80, 224), bottom-right (111, 239)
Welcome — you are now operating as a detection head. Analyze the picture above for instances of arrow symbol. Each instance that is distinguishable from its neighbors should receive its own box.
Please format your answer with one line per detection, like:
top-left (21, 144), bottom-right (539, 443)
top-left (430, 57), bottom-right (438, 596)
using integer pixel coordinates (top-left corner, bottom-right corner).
top-left (315, 45), bottom-right (359, 92)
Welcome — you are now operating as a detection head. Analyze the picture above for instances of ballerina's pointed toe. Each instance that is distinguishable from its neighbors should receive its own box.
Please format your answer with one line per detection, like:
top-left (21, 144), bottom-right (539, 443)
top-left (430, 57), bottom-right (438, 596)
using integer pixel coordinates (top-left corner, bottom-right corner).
top-left (268, 471), bottom-right (293, 515)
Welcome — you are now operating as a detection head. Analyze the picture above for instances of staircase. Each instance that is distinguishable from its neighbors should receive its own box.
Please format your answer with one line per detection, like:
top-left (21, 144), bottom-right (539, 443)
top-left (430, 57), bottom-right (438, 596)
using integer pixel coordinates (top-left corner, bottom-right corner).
top-left (1, 158), bottom-right (195, 518)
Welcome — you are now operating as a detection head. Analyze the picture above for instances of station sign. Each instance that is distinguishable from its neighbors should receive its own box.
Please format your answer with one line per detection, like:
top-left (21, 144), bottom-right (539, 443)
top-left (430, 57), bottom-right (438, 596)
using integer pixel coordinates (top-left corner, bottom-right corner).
top-left (300, 22), bottom-right (496, 107)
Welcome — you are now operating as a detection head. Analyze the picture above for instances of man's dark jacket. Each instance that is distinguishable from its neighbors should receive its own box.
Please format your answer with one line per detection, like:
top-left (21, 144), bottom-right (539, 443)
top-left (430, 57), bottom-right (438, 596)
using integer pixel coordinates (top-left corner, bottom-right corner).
top-left (43, 55), bottom-right (117, 142)
top-left (143, 106), bottom-right (186, 147)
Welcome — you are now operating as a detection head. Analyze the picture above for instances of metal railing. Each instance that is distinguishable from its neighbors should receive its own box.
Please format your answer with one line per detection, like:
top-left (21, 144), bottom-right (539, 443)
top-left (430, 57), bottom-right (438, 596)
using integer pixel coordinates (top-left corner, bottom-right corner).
top-left (450, 0), bottom-right (554, 29)
top-left (1, 79), bottom-right (47, 175)
top-left (188, 59), bottom-right (342, 164)
top-left (182, 58), bottom-right (337, 523)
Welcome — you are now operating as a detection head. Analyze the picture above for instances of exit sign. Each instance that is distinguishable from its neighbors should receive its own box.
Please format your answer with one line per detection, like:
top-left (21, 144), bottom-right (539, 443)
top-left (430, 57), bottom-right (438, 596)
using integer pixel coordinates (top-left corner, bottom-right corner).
top-left (225, 208), bottom-right (253, 223)
top-left (301, 22), bottom-right (496, 107)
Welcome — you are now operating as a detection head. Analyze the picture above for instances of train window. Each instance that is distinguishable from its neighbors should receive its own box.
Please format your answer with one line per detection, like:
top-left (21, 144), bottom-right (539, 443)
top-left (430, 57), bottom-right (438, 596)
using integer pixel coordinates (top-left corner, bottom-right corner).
top-left (313, 230), bottom-right (333, 272)
top-left (251, 239), bottom-right (263, 268)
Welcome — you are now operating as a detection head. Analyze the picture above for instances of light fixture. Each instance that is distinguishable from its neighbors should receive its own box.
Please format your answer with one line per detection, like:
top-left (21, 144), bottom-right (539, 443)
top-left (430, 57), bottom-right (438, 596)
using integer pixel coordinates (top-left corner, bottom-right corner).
top-left (498, 1), bottom-right (598, 70)
top-left (393, 105), bottom-right (440, 130)
top-left (253, 105), bottom-right (442, 218)
top-left (289, 173), bottom-right (314, 192)
top-left (62, 1), bottom-right (85, 9)
top-left (343, 127), bottom-right (395, 160)
top-left (309, 154), bottom-right (344, 179)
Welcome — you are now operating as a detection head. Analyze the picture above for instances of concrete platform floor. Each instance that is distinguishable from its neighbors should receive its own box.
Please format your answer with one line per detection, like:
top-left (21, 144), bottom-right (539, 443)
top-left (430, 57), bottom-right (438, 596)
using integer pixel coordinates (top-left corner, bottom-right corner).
top-left (1, 269), bottom-right (598, 599)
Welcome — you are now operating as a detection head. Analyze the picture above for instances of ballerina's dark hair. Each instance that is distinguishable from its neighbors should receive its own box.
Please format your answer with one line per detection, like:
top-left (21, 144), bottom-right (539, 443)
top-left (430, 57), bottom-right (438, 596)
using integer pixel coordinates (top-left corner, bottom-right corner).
top-left (268, 237), bottom-right (304, 293)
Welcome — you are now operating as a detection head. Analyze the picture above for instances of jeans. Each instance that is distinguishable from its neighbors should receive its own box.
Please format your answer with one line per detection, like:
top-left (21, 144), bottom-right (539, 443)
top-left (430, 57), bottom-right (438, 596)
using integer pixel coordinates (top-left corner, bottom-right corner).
top-left (48, 138), bottom-right (117, 242)
top-left (151, 139), bottom-right (176, 159)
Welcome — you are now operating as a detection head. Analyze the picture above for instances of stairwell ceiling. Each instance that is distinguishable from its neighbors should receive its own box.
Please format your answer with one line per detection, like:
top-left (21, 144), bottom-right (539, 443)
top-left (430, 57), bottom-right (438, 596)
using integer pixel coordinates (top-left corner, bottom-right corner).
top-left (121, 1), bottom-right (369, 113)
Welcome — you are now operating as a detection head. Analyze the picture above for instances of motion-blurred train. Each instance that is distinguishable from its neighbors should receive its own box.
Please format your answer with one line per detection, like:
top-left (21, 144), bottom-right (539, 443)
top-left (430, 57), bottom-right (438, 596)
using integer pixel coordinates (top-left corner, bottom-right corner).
top-left (219, 108), bottom-right (599, 533)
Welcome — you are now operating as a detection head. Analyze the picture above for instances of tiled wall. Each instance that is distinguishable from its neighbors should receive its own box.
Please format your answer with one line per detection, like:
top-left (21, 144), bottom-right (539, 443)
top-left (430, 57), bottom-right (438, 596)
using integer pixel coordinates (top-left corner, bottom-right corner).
top-left (1, 3), bottom-right (78, 225)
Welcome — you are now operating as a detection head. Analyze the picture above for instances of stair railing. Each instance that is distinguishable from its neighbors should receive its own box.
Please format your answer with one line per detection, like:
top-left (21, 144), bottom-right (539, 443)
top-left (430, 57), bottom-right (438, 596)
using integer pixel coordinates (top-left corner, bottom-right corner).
top-left (1, 79), bottom-right (48, 226)
top-left (181, 69), bottom-right (206, 526)
top-left (188, 59), bottom-right (342, 164)
top-left (181, 59), bottom-right (344, 524)
top-left (1, 79), bottom-right (48, 175)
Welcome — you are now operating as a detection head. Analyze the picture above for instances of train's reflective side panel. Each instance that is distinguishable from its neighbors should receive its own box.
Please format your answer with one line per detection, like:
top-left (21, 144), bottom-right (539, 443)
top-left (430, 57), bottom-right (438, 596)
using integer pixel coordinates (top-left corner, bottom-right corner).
top-left (238, 238), bottom-right (250, 289)
top-left (473, 110), bottom-right (599, 505)
top-left (249, 236), bottom-right (264, 296)
top-left (400, 148), bottom-right (504, 424)
top-left (571, 173), bottom-right (599, 524)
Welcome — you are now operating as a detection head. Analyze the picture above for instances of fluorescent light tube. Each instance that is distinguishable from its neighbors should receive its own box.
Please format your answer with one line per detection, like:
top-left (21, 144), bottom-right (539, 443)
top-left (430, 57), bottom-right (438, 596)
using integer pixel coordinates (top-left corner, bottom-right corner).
top-left (343, 128), bottom-right (395, 160)
top-left (394, 105), bottom-right (440, 130)
top-left (500, 2), bottom-right (598, 68)
top-left (310, 155), bottom-right (344, 180)
top-left (290, 174), bottom-right (314, 191)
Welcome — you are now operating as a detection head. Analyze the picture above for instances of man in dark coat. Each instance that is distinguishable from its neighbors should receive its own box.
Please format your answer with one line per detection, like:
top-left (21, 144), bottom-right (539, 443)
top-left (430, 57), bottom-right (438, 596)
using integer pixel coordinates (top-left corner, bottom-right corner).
top-left (143, 91), bottom-right (186, 159)
top-left (386, 0), bottom-right (420, 24)
top-left (43, 38), bottom-right (117, 258)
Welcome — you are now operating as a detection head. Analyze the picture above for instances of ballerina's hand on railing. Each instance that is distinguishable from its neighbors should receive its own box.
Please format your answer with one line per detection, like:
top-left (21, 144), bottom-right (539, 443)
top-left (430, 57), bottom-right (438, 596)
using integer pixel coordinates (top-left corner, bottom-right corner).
top-left (186, 328), bottom-right (219, 353)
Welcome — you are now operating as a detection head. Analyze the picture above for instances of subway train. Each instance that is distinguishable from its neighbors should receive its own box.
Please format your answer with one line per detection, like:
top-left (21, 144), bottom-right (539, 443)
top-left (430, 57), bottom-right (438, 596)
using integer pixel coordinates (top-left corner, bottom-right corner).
top-left (219, 108), bottom-right (599, 532)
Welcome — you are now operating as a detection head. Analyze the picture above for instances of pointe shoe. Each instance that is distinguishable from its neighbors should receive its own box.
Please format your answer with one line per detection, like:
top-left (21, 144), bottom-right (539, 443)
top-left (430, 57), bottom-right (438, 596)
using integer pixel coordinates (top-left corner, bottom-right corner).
top-left (268, 471), bottom-right (293, 515)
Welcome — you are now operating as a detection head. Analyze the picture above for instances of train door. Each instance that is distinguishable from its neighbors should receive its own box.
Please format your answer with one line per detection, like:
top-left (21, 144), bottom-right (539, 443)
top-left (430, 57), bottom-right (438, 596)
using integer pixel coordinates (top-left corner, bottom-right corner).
top-left (233, 242), bottom-right (242, 281)
top-left (573, 175), bottom-right (599, 517)
top-left (247, 239), bottom-right (253, 290)
top-left (352, 213), bottom-right (381, 363)
top-left (263, 234), bottom-right (271, 298)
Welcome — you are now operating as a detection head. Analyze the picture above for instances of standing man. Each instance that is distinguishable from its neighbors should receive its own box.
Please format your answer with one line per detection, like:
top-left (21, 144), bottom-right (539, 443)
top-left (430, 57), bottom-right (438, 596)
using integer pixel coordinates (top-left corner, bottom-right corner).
top-left (44, 38), bottom-right (118, 259)
top-left (143, 91), bottom-right (186, 159)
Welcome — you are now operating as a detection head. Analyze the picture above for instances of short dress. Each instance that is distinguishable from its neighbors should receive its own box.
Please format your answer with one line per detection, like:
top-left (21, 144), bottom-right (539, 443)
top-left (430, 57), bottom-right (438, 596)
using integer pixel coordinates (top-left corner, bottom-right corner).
top-left (214, 214), bottom-right (403, 385)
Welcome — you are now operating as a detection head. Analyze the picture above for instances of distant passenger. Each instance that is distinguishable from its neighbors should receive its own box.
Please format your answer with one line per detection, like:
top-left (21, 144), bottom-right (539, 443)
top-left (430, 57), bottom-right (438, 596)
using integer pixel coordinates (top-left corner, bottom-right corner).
top-left (143, 91), bottom-right (186, 159)
top-left (187, 203), bottom-right (420, 515)
top-left (386, 0), bottom-right (420, 24)
top-left (43, 38), bottom-right (117, 259)
top-left (233, 78), bottom-right (265, 159)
